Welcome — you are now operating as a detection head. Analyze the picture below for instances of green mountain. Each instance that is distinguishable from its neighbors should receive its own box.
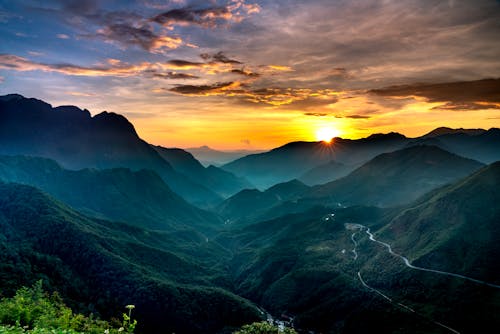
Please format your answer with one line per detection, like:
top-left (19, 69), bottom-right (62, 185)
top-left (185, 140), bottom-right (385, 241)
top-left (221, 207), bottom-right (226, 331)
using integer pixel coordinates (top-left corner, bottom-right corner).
top-left (379, 161), bottom-right (500, 280)
top-left (153, 145), bottom-right (253, 197)
top-left (217, 179), bottom-right (310, 223)
top-left (0, 182), bottom-right (261, 333)
top-left (0, 155), bottom-right (220, 233)
top-left (218, 162), bottom-right (500, 333)
top-left (308, 145), bottom-right (484, 207)
top-left (222, 133), bottom-right (408, 189)
top-left (0, 94), bottom-right (220, 206)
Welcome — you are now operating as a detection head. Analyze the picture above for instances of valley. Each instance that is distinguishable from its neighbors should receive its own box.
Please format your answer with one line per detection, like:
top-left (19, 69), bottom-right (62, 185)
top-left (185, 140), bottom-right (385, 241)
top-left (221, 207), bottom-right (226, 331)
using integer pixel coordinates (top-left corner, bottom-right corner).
top-left (0, 95), bottom-right (499, 333)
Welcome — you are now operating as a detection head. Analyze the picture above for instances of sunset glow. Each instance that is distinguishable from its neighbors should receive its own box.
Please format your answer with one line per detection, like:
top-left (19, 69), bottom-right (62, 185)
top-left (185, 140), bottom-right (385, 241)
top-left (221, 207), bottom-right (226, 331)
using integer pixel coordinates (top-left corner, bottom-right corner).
top-left (315, 127), bottom-right (340, 143)
top-left (0, 1), bottom-right (499, 150)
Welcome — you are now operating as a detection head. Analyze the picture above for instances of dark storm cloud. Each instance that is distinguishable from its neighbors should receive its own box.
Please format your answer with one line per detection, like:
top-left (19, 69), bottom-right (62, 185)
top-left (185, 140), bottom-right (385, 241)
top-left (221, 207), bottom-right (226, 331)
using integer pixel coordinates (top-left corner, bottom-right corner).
top-left (370, 78), bottom-right (500, 110)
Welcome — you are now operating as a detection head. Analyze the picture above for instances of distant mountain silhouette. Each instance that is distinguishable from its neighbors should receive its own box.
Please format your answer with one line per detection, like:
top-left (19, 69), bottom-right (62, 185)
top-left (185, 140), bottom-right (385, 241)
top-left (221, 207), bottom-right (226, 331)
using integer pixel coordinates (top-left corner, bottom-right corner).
top-left (185, 145), bottom-right (265, 166)
top-left (422, 126), bottom-right (487, 138)
top-left (307, 145), bottom-right (484, 207)
top-left (419, 128), bottom-right (500, 163)
top-left (0, 155), bottom-right (220, 232)
top-left (221, 129), bottom-right (500, 189)
top-left (153, 145), bottom-right (253, 197)
top-left (0, 181), bottom-right (260, 333)
top-left (222, 133), bottom-right (408, 189)
top-left (0, 94), bottom-right (220, 206)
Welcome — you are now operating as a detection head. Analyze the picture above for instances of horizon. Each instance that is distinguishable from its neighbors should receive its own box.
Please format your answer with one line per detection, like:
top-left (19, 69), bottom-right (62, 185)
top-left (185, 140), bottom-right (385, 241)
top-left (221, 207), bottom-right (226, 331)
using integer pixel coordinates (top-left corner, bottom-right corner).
top-left (2, 92), bottom-right (498, 152)
top-left (1, 1), bottom-right (500, 150)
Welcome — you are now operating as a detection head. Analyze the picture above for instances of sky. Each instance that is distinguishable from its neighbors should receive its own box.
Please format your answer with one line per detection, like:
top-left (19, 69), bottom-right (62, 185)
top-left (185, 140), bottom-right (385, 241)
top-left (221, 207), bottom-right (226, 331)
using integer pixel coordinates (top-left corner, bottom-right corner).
top-left (1, 0), bottom-right (499, 150)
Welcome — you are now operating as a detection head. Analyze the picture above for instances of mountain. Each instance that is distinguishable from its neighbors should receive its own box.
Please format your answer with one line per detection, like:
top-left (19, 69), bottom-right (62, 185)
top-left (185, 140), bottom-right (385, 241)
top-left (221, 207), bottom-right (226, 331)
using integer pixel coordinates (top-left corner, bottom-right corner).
top-left (0, 94), bottom-right (220, 206)
top-left (217, 179), bottom-right (310, 223)
top-left (185, 146), bottom-right (265, 166)
top-left (307, 145), bottom-right (484, 207)
top-left (422, 126), bottom-right (487, 138)
top-left (299, 160), bottom-right (355, 186)
top-left (0, 155), bottom-right (220, 233)
top-left (222, 133), bottom-right (408, 189)
top-left (420, 128), bottom-right (500, 163)
top-left (0, 182), bottom-right (261, 333)
top-left (153, 145), bottom-right (253, 197)
top-left (379, 161), bottom-right (500, 279)
top-left (217, 162), bottom-right (500, 333)
top-left (217, 206), bottom-right (461, 333)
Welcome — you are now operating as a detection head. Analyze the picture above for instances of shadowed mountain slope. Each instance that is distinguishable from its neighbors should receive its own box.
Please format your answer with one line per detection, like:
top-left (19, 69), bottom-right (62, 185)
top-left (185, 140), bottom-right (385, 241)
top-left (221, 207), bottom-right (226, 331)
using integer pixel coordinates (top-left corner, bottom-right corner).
top-left (222, 133), bottom-right (408, 189)
top-left (0, 94), bottom-right (220, 206)
top-left (0, 182), bottom-right (261, 333)
top-left (0, 155), bottom-right (221, 233)
top-left (153, 145), bottom-right (252, 197)
top-left (307, 145), bottom-right (484, 207)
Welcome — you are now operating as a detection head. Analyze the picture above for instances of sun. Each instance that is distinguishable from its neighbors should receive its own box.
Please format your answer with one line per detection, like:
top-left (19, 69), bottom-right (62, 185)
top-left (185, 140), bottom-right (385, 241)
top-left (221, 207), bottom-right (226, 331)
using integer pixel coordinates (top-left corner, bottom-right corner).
top-left (316, 127), bottom-right (340, 143)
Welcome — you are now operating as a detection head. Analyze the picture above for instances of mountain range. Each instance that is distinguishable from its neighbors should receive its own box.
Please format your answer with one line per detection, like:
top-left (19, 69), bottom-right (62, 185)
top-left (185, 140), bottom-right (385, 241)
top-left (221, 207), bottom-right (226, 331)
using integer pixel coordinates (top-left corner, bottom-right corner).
top-left (221, 128), bottom-right (500, 189)
top-left (1, 94), bottom-right (499, 334)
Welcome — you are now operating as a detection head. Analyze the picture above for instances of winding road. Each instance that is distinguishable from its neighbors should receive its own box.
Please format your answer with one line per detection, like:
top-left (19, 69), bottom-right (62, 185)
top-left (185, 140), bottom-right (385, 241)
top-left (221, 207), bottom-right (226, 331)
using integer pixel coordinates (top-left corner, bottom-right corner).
top-left (362, 226), bottom-right (500, 289)
top-left (345, 222), bottom-right (500, 334)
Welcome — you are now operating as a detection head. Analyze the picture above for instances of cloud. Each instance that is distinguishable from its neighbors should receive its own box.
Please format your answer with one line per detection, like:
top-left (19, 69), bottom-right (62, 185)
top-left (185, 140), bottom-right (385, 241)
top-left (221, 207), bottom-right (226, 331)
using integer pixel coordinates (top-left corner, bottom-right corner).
top-left (56, 34), bottom-right (70, 39)
top-left (170, 81), bottom-right (237, 95)
top-left (163, 56), bottom-right (245, 74)
top-left (370, 78), bottom-right (500, 110)
top-left (304, 112), bottom-right (329, 117)
top-left (231, 69), bottom-right (259, 77)
top-left (165, 59), bottom-right (205, 69)
top-left (265, 65), bottom-right (293, 72)
top-left (94, 24), bottom-right (182, 52)
top-left (335, 114), bottom-right (371, 119)
top-left (151, 1), bottom-right (259, 28)
top-left (200, 51), bottom-right (241, 64)
top-left (169, 81), bottom-right (341, 107)
top-left (65, 91), bottom-right (96, 97)
top-left (0, 54), bottom-right (166, 77)
top-left (153, 72), bottom-right (199, 79)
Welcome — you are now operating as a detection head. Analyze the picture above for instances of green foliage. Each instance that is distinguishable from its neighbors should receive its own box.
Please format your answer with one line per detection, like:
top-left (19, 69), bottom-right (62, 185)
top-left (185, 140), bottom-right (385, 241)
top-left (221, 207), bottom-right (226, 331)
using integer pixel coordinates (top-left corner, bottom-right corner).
top-left (0, 282), bottom-right (136, 334)
top-left (233, 322), bottom-right (297, 334)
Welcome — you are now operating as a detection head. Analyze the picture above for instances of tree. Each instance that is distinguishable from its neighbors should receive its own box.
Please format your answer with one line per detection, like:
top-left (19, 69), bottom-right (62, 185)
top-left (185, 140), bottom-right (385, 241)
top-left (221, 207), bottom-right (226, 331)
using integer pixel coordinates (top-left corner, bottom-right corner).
top-left (234, 321), bottom-right (297, 334)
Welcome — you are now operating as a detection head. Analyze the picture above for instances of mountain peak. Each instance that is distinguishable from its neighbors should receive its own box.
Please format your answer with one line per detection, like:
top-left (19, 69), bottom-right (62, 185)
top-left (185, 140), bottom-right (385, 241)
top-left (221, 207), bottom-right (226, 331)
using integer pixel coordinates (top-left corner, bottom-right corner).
top-left (365, 132), bottom-right (406, 140)
top-left (93, 111), bottom-right (138, 136)
top-left (0, 93), bottom-right (25, 102)
top-left (422, 127), bottom-right (486, 138)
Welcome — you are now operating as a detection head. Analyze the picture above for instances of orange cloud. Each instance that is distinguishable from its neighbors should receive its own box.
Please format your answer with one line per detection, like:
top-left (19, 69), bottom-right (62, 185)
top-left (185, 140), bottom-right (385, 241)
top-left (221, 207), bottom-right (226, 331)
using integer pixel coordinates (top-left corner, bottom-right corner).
top-left (169, 81), bottom-right (341, 107)
top-left (0, 54), bottom-right (153, 77)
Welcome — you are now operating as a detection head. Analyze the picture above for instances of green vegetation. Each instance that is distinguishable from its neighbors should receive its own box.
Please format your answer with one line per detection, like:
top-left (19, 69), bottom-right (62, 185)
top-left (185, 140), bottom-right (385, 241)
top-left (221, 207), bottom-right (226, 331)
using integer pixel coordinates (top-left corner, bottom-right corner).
top-left (0, 281), bottom-right (135, 334)
top-left (234, 322), bottom-right (296, 334)
top-left (0, 155), bottom-right (221, 233)
top-left (1, 94), bottom-right (500, 334)
top-left (0, 182), bottom-right (261, 333)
